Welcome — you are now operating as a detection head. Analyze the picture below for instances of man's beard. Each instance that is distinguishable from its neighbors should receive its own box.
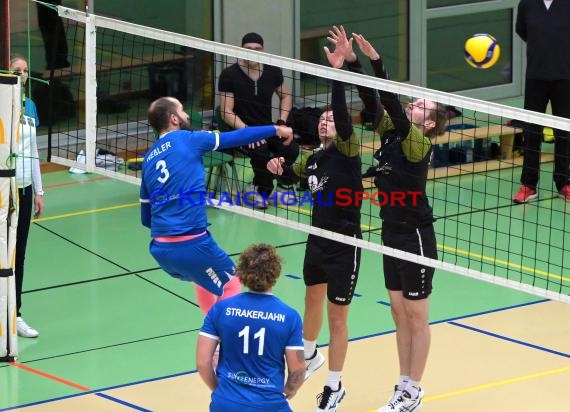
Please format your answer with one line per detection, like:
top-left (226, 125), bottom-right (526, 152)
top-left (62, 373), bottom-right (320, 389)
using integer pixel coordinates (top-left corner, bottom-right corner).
top-left (176, 114), bottom-right (193, 131)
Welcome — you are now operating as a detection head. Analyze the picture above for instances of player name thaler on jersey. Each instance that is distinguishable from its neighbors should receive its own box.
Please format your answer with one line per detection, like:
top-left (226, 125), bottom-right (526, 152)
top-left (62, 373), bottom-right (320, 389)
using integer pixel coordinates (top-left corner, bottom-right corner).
top-left (225, 307), bottom-right (286, 322)
top-left (146, 141), bottom-right (172, 162)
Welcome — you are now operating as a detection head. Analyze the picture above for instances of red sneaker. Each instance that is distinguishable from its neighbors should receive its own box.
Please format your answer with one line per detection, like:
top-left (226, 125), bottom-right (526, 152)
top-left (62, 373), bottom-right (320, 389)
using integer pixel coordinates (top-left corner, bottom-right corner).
top-left (559, 185), bottom-right (570, 202)
top-left (512, 185), bottom-right (538, 203)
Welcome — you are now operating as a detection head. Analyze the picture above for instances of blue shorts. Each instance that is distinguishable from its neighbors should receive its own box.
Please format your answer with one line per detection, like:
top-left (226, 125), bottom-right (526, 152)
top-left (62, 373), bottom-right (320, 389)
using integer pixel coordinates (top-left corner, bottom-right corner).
top-left (149, 231), bottom-right (235, 296)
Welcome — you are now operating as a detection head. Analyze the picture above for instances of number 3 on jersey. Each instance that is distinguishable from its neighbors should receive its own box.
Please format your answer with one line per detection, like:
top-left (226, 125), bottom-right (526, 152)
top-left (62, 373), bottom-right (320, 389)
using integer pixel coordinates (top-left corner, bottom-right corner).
top-left (156, 160), bottom-right (170, 183)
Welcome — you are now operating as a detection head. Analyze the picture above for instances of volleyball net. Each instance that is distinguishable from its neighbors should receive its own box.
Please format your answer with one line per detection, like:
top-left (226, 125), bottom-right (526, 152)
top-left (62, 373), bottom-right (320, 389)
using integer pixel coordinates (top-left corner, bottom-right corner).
top-left (43, 5), bottom-right (570, 303)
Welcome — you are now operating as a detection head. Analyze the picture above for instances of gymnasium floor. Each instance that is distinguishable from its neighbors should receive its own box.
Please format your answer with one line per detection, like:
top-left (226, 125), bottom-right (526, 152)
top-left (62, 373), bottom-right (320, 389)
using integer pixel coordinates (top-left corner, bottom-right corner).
top-left (0, 163), bottom-right (569, 411)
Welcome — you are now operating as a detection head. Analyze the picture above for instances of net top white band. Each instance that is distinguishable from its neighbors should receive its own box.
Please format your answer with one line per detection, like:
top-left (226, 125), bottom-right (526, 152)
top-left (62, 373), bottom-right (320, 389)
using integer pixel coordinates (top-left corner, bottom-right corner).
top-left (56, 4), bottom-right (570, 132)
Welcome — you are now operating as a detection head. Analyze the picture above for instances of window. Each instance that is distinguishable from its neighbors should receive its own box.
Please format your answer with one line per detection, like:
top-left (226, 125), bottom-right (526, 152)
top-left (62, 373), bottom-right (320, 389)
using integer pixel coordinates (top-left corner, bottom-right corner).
top-left (301, 0), bottom-right (409, 82)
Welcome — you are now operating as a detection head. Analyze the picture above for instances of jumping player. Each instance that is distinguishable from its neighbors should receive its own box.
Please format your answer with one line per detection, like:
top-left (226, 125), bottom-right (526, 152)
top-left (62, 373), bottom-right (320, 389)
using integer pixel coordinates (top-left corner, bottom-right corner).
top-left (140, 97), bottom-right (293, 314)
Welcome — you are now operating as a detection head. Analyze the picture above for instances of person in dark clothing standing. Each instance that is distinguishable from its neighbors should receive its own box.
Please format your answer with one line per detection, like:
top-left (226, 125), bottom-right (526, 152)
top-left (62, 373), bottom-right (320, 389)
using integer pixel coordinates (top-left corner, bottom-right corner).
top-left (512, 0), bottom-right (570, 203)
top-left (266, 26), bottom-right (364, 412)
top-left (218, 32), bottom-right (298, 208)
top-left (37, 0), bottom-right (70, 70)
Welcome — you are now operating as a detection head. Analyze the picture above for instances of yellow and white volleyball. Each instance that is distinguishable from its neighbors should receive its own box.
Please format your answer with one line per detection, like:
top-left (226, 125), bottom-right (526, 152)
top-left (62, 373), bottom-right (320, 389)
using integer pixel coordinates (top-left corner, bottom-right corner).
top-left (464, 34), bottom-right (500, 69)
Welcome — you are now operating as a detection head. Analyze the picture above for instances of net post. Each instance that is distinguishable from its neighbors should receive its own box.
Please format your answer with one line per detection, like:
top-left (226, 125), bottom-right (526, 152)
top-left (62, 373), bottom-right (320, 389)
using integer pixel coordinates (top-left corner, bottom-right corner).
top-left (0, 74), bottom-right (20, 362)
top-left (84, 12), bottom-right (97, 172)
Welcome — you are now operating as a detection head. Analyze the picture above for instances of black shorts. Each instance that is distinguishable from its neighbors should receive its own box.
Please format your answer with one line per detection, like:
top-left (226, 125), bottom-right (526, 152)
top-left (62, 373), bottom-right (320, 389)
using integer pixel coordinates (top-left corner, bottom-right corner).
top-left (382, 224), bottom-right (437, 300)
top-left (303, 233), bottom-right (361, 305)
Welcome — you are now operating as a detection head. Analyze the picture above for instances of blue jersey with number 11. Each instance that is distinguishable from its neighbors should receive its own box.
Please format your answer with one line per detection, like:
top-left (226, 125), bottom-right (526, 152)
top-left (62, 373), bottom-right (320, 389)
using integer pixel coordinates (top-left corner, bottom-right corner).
top-left (200, 292), bottom-right (303, 410)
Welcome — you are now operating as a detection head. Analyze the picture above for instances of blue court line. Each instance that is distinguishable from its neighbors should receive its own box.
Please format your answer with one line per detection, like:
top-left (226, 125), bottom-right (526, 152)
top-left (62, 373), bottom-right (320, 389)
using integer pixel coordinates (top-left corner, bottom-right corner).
top-left (0, 396), bottom-right (80, 412)
top-left (430, 298), bottom-right (549, 325)
top-left (0, 369), bottom-right (196, 412)
top-left (95, 393), bottom-right (153, 411)
top-left (352, 298), bottom-right (550, 344)
top-left (0, 390), bottom-right (154, 412)
top-left (448, 321), bottom-right (570, 358)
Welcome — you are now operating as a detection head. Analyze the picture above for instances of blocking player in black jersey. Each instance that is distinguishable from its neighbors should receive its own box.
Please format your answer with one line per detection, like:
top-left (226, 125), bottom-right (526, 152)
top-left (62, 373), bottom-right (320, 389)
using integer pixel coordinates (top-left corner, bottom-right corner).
top-left (267, 26), bottom-right (365, 412)
top-left (349, 32), bottom-right (447, 412)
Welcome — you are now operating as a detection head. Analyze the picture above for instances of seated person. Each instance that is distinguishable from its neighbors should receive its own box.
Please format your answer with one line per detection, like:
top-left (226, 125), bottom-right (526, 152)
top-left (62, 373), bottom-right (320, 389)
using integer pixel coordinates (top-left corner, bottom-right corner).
top-left (218, 32), bottom-right (299, 207)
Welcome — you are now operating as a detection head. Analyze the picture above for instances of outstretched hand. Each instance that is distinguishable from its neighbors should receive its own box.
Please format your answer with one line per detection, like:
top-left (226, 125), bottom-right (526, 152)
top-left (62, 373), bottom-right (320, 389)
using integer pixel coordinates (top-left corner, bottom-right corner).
top-left (275, 125), bottom-right (294, 146)
top-left (352, 33), bottom-right (380, 60)
top-left (324, 25), bottom-right (353, 68)
top-left (326, 25), bottom-right (356, 63)
top-left (267, 157), bottom-right (285, 175)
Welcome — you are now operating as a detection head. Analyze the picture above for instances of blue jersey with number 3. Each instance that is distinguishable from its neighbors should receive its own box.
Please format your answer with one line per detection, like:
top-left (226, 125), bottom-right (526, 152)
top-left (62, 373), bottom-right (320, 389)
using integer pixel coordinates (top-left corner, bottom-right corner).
top-left (140, 126), bottom-right (277, 236)
top-left (200, 292), bottom-right (303, 410)
top-left (141, 130), bottom-right (217, 236)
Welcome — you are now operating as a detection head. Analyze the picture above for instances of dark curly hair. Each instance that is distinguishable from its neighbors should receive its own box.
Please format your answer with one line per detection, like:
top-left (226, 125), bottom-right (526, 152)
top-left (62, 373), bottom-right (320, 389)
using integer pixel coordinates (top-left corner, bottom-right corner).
top-left (237, 243), bottom-right (282, 292)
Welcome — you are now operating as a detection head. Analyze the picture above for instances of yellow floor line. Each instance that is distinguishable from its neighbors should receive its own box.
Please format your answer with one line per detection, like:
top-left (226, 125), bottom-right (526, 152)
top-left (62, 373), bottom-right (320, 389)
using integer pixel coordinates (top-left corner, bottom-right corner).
top-left (33, 202), bottom-right (140, 222)
top-left (439, 244), bottom-right (570, 283)
top-left (34, 201), bottom-right (568, 285)
top-left (365, 365), bottom-right (570, 411)
top-left (423, 365), bottom-right (570, 403)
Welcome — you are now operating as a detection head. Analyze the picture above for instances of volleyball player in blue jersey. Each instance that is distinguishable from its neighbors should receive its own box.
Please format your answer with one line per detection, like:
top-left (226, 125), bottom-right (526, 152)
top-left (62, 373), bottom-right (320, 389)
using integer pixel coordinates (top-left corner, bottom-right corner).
top-left (197, 243), bottom-right (305, 412)
top-left (140, 97), bottom-right (293, 314)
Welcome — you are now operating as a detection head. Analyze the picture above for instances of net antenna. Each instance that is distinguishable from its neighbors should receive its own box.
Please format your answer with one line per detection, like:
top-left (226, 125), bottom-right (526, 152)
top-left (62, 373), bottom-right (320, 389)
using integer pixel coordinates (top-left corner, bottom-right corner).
top-left (47, 6), bottom-right (570, 304)
top-left (0, 74), bottom-right (21, 362)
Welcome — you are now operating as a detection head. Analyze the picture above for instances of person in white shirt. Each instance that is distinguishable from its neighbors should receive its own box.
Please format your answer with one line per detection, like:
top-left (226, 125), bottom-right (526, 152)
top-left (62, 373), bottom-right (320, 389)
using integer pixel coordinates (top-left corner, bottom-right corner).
top-left (9, 54), bottom-right (45, 338)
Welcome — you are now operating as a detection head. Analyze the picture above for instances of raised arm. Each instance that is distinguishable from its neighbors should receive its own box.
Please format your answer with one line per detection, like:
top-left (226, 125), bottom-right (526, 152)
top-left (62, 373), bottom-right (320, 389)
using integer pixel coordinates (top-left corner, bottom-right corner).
top-left (218, 125), bottom-right (293, 150)
top-left (331, 80), bottom-right (353, 141)
top-left (324, 25), bottom-right (353, 141)
top-left (326, 25), bottom-right (379, 125)
top-left (352, 33), bottom-right (411, 139)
